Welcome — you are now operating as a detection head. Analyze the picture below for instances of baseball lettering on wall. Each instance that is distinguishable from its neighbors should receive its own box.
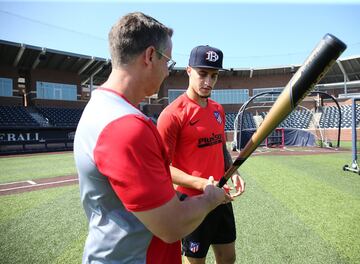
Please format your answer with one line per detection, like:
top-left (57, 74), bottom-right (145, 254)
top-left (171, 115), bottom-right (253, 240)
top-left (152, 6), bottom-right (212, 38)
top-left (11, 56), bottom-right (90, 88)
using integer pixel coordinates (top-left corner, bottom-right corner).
top-left (0, 129), bottom-right (76, 143)
top-left (0, 132), bottom-right (42, 142)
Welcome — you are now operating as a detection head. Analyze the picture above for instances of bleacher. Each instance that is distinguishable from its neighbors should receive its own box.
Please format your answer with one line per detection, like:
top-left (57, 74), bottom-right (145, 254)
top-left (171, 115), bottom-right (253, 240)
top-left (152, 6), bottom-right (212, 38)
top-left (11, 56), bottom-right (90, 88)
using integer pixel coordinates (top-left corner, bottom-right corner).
top-left (0, 105), bottom-right (84, 155)
top-left (226, 105), bottom-right (360, 132)
top-left (225, 112), bottom-right (236, 131)
top-left (243, 112), bottom-right (257, 129)
top-left (262, 109), bottom-right (311, 129)
top-left (340, 104), bottom-right (360, 127)
top-left (225, 112), bottom-right (256, 131)
top-left (340, 105), bottom-right (352, 128)
top-left (36, 107), bottom-right (83, 127)
top-left (0, 106), bottom-right (39, 128)
top-left (319, 105), bottom-right (338, 128)
top-left (259, 110), bottom-right (311, 129)
top-left (2, 103), bottom-right (359, 144)
top-left (0, 106), bottom-right (84, 128)
top-left (279, 109), bottom-right (312, 129)
top-left (319, 105), bottom-right (360, 128)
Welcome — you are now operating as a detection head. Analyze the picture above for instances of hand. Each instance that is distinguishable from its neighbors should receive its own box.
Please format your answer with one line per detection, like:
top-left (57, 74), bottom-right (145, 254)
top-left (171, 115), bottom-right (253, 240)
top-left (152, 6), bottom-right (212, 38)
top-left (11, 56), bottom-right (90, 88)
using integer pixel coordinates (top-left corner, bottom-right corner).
top-left (203, 176), bottom-right (230, 209)
top-left (222, 184), bottom-right (234, 203)
top-left (230, 174), bottom-right (245, 198)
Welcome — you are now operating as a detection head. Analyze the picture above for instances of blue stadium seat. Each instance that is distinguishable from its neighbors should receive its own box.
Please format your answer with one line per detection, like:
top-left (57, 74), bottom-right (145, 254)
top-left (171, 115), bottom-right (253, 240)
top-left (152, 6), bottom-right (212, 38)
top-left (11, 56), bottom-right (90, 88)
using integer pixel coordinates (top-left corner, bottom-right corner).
top-left (0, 106), bottom-right (39, 128)
top-left (225, 112), bottom-right (257, 131)
top-left (36, 107), bottom-right (83, 127)
top-left (318, 105), bottom-right (359, 128)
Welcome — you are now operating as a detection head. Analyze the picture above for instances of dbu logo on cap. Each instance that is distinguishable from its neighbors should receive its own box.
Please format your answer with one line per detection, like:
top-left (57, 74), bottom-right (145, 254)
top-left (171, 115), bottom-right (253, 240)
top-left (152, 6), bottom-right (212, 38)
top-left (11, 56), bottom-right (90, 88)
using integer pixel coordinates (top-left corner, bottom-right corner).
top-left (206, 51), bottom-right (219, 62)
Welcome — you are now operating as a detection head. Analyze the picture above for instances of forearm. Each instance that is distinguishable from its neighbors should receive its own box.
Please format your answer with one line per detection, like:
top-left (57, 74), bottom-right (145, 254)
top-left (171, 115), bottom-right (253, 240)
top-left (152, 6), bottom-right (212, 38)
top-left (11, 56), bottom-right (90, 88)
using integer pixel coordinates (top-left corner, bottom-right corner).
top-left (134, 179), bottom-right (226, 243)
top-left (172, 193), bottom-right (219, 237)
top-left (223, 143), bottom-right (234, 171)
top-left (170, 166), bottom-right (207, 191)
top-left (134, 191), bottom-right (221, 243)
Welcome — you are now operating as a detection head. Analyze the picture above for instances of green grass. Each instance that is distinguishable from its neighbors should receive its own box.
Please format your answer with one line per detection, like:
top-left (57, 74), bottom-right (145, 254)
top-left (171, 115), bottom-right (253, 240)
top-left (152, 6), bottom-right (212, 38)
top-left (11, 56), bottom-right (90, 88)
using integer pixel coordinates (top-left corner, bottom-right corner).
top-left (1, 151), bottom-right (360, 263)
top-left (0, 152), bottom-right (76, 183)
top-left (237, 153), bottom-right (360, 264)
top-left (0, 185), bottom-right (86, 264)
top-left (340, 140), bottom-right (360, 150)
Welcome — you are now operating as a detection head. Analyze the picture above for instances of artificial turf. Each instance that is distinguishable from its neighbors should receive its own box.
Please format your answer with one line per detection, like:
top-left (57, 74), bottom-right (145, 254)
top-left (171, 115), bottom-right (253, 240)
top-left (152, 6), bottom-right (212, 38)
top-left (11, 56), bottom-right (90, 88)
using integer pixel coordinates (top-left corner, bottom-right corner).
top-left (0, 151), bottom-right (359, 263)
top-left (0, 152), bottom-right (76, 183)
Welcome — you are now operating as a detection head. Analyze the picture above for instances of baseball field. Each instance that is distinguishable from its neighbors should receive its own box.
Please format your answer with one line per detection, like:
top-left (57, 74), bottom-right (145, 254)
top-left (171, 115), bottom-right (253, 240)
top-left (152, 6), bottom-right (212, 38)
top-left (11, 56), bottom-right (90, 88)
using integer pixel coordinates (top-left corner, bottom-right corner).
top-left (0, 143), bottom-right (359, 264)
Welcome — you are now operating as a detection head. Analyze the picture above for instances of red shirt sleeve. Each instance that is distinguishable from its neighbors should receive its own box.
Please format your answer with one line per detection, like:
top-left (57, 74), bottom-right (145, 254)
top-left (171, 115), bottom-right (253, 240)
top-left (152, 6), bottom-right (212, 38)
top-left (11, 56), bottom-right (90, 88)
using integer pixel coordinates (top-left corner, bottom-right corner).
top-left (94, 115), bottom-right (175, 212)
top-left (157, 110), bottom-right (180, 162)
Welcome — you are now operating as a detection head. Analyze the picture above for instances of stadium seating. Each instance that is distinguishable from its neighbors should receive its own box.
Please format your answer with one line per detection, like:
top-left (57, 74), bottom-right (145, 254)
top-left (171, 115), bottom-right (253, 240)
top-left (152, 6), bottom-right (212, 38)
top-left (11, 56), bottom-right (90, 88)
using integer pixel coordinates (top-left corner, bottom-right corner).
top-left (318, 105), bottom-right (360, 128)
top-left (258, 109), bottom-right (311, 130)
top-left (225, 112), bottom-right (257, 131)
top-left (222, 104), bottom-right (360, 132)
top-left (319, 105), bottom-right (338, 128)
top-left (2, 104), bottom-right (358, 131)
top-left (36, 107), bottom-right (83, 127)
top-left (243, 112), bottom-right (257, 129)
top-left (225, 112), bottom-right (236, 131)
top-left (279, 109), bottom-right (312, 129)
top-left (0, 106), bottom-right (39, 128)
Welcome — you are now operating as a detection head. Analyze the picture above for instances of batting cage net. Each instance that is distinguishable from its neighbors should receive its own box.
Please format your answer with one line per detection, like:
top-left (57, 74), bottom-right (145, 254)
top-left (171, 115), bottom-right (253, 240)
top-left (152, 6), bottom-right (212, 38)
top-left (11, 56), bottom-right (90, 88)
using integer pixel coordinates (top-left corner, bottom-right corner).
top-left (231, 92), bottom-right (348, 152)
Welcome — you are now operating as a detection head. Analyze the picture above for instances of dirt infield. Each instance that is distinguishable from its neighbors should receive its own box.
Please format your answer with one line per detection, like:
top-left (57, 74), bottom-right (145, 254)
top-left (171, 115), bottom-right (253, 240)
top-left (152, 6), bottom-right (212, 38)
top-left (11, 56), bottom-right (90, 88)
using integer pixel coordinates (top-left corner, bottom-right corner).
top-left (0, 146), bottom-right (351, 196)
top-left (0, 175), bottom-right (78, 196)
top-left (239, 146), bottom-right (350, 156)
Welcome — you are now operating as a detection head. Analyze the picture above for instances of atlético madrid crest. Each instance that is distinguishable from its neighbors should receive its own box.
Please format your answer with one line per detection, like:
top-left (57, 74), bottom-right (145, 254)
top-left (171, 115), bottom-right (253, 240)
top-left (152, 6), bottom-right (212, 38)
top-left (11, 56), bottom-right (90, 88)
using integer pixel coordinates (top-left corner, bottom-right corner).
top-left (213, 111), bottom-right (222, 124)
top-left (189, 242), bottom-right (200, 253)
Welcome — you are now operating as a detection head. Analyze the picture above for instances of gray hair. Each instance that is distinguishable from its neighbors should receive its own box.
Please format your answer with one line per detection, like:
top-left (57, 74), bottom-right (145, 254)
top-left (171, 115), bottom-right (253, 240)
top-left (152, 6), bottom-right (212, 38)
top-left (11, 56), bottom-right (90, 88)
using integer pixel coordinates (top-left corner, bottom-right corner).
top-left (108, 12), bottom-right (173, 68)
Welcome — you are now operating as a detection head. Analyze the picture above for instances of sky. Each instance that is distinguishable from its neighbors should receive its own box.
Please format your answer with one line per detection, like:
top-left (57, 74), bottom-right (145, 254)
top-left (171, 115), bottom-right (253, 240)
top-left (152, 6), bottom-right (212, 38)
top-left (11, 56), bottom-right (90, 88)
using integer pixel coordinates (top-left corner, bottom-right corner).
top-left (0, 0), bottom-right (359, 69)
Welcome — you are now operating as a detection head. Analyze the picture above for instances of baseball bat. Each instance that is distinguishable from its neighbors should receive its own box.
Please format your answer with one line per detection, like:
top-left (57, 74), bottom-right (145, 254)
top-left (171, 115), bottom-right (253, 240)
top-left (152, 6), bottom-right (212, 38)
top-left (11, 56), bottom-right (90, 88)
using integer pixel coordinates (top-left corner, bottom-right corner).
top-left (218, 33), bottom-right (346, 188)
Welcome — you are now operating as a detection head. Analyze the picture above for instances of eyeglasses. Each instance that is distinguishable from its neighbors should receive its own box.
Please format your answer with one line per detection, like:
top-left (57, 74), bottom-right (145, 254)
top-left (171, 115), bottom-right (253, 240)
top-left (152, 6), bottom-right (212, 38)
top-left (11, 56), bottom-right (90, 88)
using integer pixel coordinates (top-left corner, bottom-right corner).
top-left (156, 49), bottom-right (176, 71)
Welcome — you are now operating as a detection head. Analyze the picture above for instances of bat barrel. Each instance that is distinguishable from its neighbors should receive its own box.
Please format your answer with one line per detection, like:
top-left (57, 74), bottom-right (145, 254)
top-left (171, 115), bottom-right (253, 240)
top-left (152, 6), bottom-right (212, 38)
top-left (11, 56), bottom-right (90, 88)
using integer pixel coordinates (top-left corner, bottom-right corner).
top-left (290, 34), bottom-right (346, 108)
top-left (218, 34), bottom-right (346, 188)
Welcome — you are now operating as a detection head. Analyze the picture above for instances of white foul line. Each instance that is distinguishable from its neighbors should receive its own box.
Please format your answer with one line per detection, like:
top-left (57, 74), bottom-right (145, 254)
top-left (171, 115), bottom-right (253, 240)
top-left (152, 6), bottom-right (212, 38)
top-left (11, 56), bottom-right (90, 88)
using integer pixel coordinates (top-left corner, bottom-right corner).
top-left (0, 180), bottom-right (32, 186)
top-left (0, 178), bottom-right (78, 192)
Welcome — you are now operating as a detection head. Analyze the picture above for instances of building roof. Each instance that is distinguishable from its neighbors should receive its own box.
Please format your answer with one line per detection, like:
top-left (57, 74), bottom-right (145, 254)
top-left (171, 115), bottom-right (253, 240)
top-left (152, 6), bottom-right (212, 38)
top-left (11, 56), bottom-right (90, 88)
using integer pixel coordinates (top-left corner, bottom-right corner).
top-left (1, 39), bottom-right (359, 86)
top-left (0, 39), bottom-right (111, 86)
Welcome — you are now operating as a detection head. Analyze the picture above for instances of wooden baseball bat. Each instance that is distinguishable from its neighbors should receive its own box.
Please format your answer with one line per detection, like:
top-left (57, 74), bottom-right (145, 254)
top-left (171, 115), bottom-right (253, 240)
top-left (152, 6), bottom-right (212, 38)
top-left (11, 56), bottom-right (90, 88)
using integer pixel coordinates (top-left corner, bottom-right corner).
top-left (218, 33), bottom-right (346, 188)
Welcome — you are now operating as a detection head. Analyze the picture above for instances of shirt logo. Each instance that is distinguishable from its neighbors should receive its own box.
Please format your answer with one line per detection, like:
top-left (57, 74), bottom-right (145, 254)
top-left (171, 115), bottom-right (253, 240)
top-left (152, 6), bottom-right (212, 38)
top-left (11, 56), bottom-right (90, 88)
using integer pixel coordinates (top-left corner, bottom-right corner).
top-left (189, 242), bottom-right (200, 253)
top-left (213, 111), bottom-right (222, 124)
top-left (206, 51), bottom-right (219, 62)
top-left (198, 133), bottom-right (223, 148)
top-left (189, 119), bottom-right (200, 126)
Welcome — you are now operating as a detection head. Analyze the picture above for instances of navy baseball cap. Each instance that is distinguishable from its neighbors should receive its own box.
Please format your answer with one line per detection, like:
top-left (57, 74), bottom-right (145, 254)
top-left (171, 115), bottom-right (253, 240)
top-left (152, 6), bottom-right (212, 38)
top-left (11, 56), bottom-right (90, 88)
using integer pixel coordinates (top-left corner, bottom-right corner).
top-left (188, 45), bottom-right (226, 70)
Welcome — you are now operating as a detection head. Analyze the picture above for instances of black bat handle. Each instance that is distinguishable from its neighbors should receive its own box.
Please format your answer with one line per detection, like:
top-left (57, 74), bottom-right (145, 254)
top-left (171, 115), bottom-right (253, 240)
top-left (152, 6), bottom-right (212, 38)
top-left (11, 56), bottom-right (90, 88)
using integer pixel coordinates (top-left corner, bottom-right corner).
top-left (217, 158), bottom-right (245, 188)
top-left (217, 177), bottom-right (228, 188)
